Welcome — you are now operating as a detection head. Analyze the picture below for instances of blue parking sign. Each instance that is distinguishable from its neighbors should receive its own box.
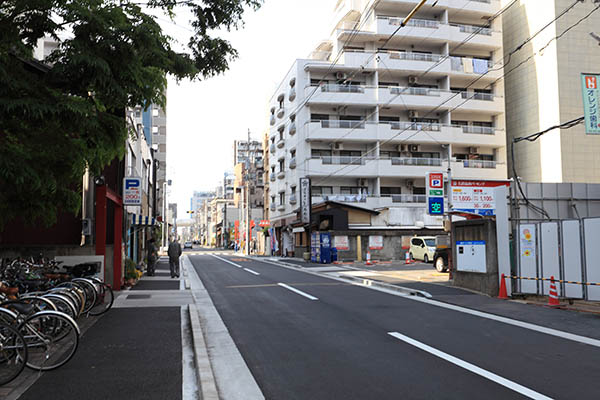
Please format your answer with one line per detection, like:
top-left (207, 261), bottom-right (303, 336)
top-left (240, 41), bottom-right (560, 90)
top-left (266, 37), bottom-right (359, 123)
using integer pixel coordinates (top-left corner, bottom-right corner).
top-left (428, 197), bottom-right (444, 215)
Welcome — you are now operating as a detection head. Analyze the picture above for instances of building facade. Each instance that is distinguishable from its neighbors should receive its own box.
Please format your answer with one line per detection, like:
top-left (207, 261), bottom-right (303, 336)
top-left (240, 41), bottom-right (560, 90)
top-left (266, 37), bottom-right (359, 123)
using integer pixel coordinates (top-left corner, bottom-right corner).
top-left (266, 0), bottom-right (508, 255)
top-left (502, 0), bottom-right (600, 183)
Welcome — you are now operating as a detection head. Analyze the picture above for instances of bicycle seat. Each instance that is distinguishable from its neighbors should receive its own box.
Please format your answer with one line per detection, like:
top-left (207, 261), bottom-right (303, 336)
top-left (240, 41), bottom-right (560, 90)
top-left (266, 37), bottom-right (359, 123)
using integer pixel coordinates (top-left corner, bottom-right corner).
top-left (1, 301), bottom-right (35, 316)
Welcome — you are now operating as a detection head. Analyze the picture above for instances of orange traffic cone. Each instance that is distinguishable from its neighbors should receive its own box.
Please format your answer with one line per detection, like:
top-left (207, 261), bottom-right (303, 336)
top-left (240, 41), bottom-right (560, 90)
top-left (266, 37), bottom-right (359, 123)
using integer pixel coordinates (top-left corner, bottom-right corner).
top-left (547, 276), bottom-right (560, 307)
top-left (365, 251), bottom-right (373, 266)
top-left (498, 273), bottom-right (508, 299)
top-left (405, 252), bottom-right (412, 265)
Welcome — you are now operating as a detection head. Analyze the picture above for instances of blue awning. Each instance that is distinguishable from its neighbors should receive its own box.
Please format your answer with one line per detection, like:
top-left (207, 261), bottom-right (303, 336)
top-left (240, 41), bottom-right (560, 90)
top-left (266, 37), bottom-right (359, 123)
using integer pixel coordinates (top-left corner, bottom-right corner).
top-left (130, 214), bottom-right (159, 226)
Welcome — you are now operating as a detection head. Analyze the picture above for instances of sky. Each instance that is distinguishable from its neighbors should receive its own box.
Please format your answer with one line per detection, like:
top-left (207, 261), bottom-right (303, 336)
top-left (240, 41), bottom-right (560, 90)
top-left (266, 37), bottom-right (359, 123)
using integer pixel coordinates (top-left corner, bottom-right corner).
top-left (162, 0), bottom-right (337, 214)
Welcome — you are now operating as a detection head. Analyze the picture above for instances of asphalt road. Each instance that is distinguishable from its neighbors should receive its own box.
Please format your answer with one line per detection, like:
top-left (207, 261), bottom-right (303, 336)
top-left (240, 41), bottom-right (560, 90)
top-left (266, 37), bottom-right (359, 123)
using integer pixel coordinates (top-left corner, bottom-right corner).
top-left (189, 253), bottom-right (600, 400)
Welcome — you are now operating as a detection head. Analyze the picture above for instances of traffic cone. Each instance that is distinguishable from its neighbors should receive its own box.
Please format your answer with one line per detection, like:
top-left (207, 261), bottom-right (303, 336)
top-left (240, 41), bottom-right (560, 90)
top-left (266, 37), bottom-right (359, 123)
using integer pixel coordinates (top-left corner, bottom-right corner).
top-left (498, 273), bottom-right (508, 299)
top-left (405, 252), bottom-right (412, 265)
top-left (365, 251), bottom-right (373, 266)
top-left (547, 276), bottom-right (560, 307)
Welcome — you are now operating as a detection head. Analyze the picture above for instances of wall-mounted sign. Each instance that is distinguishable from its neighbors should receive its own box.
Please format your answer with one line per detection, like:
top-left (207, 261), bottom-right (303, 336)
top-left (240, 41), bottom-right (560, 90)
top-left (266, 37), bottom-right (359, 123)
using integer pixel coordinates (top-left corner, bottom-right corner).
top-left (123, 177), bottom-right (142, 205)
top-left (456, 241), bottom-right (487, 273)
top-left (334, 235), bottom-right (349, 250)
top-left (426, 172), bottom-right (444, 215)
top-left (581, 73), bottom-right (600, 134)
top-left (369, 235), bottom-right (383, 250)
top-left (300, 177), bottom-right (311, 224)
top-left (428, 197), bottom-right (444, 215)
top-left (259, 220), bottom-right (270, 227)
top-left (450, 180), bottom-right (510, 216)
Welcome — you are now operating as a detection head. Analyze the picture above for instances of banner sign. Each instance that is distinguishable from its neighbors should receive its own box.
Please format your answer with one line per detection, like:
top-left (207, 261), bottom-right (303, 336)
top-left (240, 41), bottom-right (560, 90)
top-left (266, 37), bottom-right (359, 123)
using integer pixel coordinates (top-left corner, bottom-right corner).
top-left (334, 236), bottom-right (349, 250)
top-left (300, 177), bottom-right (312, 224)
top-left (123, 177), bottom-right (142, 205)
top-left (450, 180), bottom-right (509, 216)
top-left (582, 73), bottom-right (600, 134)
top-left (369, 235), bottom-right (383, 250)
top-left (426, 172), bottom-right (444, 215)
top-left (259, 220), bottom-right (270, 227)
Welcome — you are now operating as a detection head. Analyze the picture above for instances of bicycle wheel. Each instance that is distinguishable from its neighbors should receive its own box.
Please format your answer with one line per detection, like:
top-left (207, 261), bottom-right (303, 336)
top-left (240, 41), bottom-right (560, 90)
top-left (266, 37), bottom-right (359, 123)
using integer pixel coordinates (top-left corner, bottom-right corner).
top-left (72, 279), bottom-right (97, 314)
top-left (20, 311), bottom-right (80, 371)
top-left (42, 294), bottom-right (78, 320)
top-left (89, 282), bottom-right (114, 316)
top-left (0, 321), bottom-right (28, 385)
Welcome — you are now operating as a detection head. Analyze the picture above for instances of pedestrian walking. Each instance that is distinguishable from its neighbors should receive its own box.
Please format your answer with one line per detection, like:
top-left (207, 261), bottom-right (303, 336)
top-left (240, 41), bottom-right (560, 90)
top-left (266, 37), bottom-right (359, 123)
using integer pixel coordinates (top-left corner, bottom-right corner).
top-left (146, 237), bottom-right (157, 276)
top-left (168, 237), bottom-right (182, 278)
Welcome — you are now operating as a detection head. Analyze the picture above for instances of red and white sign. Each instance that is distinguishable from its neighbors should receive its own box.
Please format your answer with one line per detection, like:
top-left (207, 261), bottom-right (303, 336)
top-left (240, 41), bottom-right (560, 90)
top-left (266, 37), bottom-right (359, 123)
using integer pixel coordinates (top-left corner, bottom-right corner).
top-left (334, 236), bottom-right (349, 250)
top-left (428, 173), bottom-right (444, 189)
top-left (450, 180), bottom-right (510, 216)
top-left (259, 220), bottom-right (270, 227)
top-left (369, 235), bottom-right (384, 250)
top-left (585, 75), bottom-right (597, 89)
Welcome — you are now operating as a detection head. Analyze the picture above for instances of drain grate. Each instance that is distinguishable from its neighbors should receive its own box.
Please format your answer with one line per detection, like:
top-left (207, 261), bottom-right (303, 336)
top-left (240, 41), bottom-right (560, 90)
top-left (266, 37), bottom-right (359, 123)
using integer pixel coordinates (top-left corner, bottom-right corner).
top-left (126, 294), bottom-right (151, 299)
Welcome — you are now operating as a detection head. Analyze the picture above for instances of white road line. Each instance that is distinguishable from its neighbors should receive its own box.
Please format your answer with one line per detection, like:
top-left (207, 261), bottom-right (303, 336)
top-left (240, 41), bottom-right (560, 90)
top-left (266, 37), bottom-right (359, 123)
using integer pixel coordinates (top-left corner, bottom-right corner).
top-left (277, 283), bottom-right (319, 301)
top-left (243, 268), bottom-right (260, 276)
top-left (387, 332), bottom-right (553, 400)
top-left (257, 258), bottom-right (600, 349)
top-left (211, 254), bottom-right (242, 268)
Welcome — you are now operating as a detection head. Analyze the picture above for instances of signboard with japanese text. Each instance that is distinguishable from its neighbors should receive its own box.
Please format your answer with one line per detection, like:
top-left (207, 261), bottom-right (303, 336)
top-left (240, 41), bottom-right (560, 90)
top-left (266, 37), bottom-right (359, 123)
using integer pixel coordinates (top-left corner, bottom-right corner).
top-left (334, 236), bottom-right (349, 250)
top-left (426, 172), bottom-right (444, 215)
top-left (123, 177), bottom-right (142, 205)
top-left (369, 235), bottom-right (383, 250)
top-left (300, 177), bottom-right (312, 224)
top-left (450, 180), bottom-right (510, 216)
top-left (582, 73), bottom-right (600, 134)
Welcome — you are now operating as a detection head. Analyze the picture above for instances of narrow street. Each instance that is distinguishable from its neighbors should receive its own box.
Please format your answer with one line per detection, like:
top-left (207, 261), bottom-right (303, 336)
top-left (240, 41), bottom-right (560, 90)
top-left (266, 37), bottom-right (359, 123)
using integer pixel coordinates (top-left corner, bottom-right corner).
top-left (188, 251), bottom-right (600, 400)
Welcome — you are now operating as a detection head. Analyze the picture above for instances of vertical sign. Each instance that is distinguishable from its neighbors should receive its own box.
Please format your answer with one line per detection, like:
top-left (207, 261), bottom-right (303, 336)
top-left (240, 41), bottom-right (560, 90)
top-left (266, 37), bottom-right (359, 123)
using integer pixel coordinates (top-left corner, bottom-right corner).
top-left (581, 73), bottom-right (600, 134)
top-left (300, 177), bottom-right (311, 224)
top-left (426, 172), bottom-right (444, 215)
top-left (123, 177), bottom-right (142, 205)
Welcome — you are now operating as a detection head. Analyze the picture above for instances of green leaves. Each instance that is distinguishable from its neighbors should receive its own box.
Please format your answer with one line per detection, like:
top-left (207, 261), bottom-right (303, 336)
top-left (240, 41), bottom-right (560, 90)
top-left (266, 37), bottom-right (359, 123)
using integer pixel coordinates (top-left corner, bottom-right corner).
top-left (0, 0), bottom-right (261, 228)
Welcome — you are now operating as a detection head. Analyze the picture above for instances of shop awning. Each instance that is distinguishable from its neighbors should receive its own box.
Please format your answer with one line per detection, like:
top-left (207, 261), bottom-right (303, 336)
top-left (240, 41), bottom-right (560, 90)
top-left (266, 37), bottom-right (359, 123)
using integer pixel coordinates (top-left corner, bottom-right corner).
top-left (130, 214), bottom-right (159, 226)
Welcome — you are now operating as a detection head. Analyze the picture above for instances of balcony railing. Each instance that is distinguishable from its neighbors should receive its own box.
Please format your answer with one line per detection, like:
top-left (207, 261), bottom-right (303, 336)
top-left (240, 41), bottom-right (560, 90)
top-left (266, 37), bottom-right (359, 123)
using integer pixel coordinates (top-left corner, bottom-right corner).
top-left (314, 156), bottom-right (366, 165)
top-left (270, 204), bottom-right (276, 211)
top-left (386, 121), bottom-right (442, 132)
top-left (277, 171), bottom-right (285, 179)
top-left (450, 57), bottom-right (495, 73)
top-left (381, 194), bottom-right (427, 204)
top-left (319, 193), bottom-right (368, 203)
top-left (387, 51), bottom-right (443, 63)
top-left (270, 174), bottom-right (276, 182)
top-left (289, 121), bottom-right (296, 135)
top-left (277, 139), bottom-right (285, 148)
top-left (314, 119), bottom-right (366, 129)
top-left (451, 23), bottom-right (492, 36)
top-left (462, 126), bottom-right (495, 135)
top-left (386, 17), bottom-right (439, 29)
top-left (319, 83), bottom-right (365, 93)
top-left (289, 158), bottom-right (297, 169)
top-left (277, 204), bottom-right (286, 211)
top-left (390, 86), bottom-right (440, 96)
top-left (270, 143), bottom-right (275, 153)
top-left (389, 157), bottom-right (443, 166)
top-left (461, 159), bottom-right (497, 169)
top-left (289, 194), bottom-right (297, 204)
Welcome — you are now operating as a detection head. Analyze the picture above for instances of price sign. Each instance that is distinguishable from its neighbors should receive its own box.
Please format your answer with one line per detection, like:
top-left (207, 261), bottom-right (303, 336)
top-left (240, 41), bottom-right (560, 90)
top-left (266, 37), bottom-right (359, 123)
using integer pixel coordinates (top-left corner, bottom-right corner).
top-left (450, 180), bottom-right (510, 216)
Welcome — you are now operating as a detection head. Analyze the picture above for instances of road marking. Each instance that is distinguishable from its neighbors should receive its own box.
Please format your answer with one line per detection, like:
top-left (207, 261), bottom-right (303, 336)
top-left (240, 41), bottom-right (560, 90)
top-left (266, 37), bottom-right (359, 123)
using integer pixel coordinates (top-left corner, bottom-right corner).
top-left (388, 332), bottom-right (553, 400)
top-left (277, 283), bottom-right (319, 301)
top-left (258, 258), bottom-right (600, 349)
top-left (243, 268), bottom-right (260, 276)
top-left (211, 254), bottom-right (242, 268)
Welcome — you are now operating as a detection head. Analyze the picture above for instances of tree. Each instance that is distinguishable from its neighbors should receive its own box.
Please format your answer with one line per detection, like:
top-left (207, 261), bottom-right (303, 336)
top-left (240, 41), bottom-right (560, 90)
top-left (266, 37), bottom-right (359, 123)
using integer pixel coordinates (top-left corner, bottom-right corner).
top-left (0, 0), bottom-right (261, 228)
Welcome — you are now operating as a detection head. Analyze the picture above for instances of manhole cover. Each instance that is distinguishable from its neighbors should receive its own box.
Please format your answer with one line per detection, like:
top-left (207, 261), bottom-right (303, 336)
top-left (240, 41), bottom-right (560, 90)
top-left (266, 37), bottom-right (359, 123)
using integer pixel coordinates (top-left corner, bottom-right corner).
top-left (126, 294), bottom-right (151, 299)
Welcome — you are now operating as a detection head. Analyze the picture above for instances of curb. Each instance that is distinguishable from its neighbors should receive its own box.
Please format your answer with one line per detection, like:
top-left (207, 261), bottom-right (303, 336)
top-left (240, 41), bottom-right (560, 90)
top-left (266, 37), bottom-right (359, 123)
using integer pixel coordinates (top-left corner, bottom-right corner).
top-left (188, 303), bottom-right (219, 400)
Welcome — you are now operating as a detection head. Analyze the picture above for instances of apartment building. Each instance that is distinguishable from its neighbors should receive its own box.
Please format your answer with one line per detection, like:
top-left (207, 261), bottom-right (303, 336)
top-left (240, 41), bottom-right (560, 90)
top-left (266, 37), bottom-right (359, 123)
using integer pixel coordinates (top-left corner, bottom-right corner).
top-left (502, 0), bottom-right (600, 183)
top-left (267, 0), bottom-right (508, 253)
top-left (234, 139), bottom-right (264, 166)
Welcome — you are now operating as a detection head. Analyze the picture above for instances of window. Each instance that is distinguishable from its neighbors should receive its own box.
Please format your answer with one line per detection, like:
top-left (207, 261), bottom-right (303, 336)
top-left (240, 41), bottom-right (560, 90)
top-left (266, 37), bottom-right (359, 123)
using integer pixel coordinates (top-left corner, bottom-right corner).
top-left (452, 120), bottom-right (469, 126)
top-left (279, 192), bottom-right (285, 205)
top-left (413, 152), bottom-right (440, 159)
top-left (311, 113), bottom-right (329, 121)
top-left (381, 187), bottom-right (402, 195)
top-left (411, 238), bottom-right (422, 246)
top-left (279, 159), bottom-right (285, 172)
top-left (413, 187), bottom-right (426, 195)
top-left (379, 82), bottom-right (400, 88)
top-left (380, 151), bottom-right (401, 158)
top-left (271, 166), bottom-right (275, 174)
top-left (312, 186), bottom-right (333, 195)
top-left (291, 186), bottom-right (296, 196)
top-left (278, 126), bottom-right (284, 140)
top-left (278, 98), bottom-right (284, 109)
top-left (340, 150), bottom-right (361, 157)
top-left (152, 109), bottom-right (159, 117)
top-left (290, 149), bottom-right (296, 158)
top-left (311, 149), bottom-right (332, 157)
top-left (271, 195), bottom-right (275, 204)
top-left (311, 79), bottom-right (323, 86)
top-left (340, 187), bottom-right (364, 195)
top-left (379, 116), bottom-right (400, 123)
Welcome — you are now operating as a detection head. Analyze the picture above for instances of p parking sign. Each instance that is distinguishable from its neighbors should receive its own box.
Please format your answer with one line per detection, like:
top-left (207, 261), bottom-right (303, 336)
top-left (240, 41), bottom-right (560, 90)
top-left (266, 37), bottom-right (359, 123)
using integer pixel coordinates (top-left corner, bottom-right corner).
top-left (426, 172), bottom-right (445, 216)
top-left (123, 177), bottom-right (142, 205)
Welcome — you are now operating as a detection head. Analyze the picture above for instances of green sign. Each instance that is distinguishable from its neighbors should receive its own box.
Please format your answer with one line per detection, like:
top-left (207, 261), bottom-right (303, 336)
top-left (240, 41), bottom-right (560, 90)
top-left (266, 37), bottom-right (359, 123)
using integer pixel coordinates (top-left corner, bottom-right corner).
top-left (429, 189), bottom-right (443, 196)
top-left (582, 74), bottom-right (600, 135)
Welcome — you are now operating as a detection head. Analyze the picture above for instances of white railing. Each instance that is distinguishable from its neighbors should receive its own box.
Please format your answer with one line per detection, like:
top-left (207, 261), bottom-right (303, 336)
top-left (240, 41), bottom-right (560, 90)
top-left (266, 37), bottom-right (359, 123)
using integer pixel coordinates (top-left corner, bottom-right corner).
top-left (319, 83), bottom-right (365, 93)
top-left (389, 157), bottom-right (443, 166)
top-left (277, 139), bottom-right (285, 148)
top-left (386, 17), bottom-right (439, 29)
top-left (313, 156), bottom-right (366, 165)
top-left (270, 174), bottom-right (276, 182)
top-left (451, 23), bottom-right (492, 36)
top-left (462, 126), bottom-right (495, 135)
top-left (387, 51), bottom-right (443, 62)
top-left (289, 194), bottom-right (297, 204)
top-left (270, 143), bottom-right (276, 153)
top-left (270, 204), bottom-right (276, 211)
top-left (319, 193), bottom-right (368, 203)
top-left (277, 171), bottom-right (285, 179)
top-left (289, 158), bottom-right (297, 169)
top-left (461, 159), bottom-right (497, 169)
top-left (313, 119), bottom-right (366, 129)
top-left (381, 194), bottom-right (427, 204)
top-left (390, 86), bottom-right (440, 96)
top-left (386, 121), bottom-right (443, 132)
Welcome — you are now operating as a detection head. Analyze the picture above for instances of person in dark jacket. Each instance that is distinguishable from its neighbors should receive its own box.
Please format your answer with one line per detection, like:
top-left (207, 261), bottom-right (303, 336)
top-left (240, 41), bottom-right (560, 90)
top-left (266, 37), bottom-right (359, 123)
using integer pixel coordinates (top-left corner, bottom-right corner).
top-left (167, 237), bottom-right (182, 278)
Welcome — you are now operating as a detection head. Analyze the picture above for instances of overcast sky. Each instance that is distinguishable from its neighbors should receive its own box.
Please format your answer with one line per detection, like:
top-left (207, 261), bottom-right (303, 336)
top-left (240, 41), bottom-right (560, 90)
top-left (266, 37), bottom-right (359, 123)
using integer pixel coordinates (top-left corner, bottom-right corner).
top-left (162, 0), bottom-right (337, 215)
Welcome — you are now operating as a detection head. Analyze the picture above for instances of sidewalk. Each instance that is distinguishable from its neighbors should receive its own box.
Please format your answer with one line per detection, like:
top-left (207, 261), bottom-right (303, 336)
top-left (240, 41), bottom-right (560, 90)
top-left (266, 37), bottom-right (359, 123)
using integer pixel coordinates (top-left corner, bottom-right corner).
top-left (7, 257), bottom-right (197, 400)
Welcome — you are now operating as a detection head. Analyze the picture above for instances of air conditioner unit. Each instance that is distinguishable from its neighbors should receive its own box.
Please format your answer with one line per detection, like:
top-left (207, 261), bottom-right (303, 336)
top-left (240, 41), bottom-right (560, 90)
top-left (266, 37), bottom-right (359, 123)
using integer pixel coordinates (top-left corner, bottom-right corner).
top-left (408, 76), bottom-right (418, 85)
top-left (408, 110), bottom-right (419, 119)
top-left (330, 142), bottom-right (344, 150)
top-left (335, 71), bottom-right (347, 80)
top-left (398, 144), bottom-right (409, 152)
top-left (357, 178), bottom-right (367, 186)
top-left (468, 146), bottom-right (479, 154)
top-left (409, 144), bottom-right (420, 152)
top-left (406, 180), bottom-right (414, 188)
